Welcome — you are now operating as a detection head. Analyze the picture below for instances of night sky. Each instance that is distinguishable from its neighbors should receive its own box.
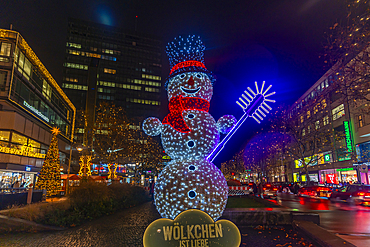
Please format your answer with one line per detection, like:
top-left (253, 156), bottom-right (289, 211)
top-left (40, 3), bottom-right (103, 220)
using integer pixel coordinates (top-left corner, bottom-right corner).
top-left (0, 0), bottom-right (348, 164)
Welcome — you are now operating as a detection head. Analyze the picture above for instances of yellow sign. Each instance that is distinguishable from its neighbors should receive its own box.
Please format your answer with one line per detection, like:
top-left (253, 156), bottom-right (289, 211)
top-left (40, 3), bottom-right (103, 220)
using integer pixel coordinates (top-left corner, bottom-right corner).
top-left (143, 209), bottom-right (241, 247)
top-left (0, 144), bottom-right (45, 159)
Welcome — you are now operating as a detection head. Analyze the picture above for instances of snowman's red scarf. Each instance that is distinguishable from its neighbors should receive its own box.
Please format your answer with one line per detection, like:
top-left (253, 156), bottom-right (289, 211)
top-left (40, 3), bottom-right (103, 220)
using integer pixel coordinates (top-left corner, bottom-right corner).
top-left (163, 95), bottom-right (210, 133)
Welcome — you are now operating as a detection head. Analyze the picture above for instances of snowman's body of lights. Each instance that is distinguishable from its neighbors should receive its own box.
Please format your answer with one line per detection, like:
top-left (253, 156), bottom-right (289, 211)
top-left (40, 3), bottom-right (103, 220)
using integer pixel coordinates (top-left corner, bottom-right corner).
top-left (142, 35), bottom-right (236, 220)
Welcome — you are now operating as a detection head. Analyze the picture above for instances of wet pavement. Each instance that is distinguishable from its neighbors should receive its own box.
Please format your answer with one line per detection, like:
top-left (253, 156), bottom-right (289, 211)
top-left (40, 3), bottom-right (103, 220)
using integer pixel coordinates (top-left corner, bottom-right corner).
top-left (0, 200), bottom-right (315, 247)
top-left (0, 202), bottom-right (160, 247)
top-left (274, 193), bottom-right (370, 246)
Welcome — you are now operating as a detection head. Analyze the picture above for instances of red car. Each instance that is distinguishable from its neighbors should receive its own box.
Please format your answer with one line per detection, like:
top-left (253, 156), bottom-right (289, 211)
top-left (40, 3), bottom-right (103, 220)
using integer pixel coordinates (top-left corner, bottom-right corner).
top-left (297, 186), bottom-right (332, 198)
top-left (262, 183), bottom-right (278, 198)
top-left (330, 184), bottom-right (370, 205)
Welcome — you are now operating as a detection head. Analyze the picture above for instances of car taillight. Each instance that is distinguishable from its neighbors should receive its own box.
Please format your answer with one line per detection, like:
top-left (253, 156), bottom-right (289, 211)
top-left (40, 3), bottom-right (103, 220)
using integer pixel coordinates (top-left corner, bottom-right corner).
top-left (263, 188), bottom-right (266, 190)
top-left (357, 192), bottom-right (365, 196)
top-left (273, 188), bottom-right (277, 191)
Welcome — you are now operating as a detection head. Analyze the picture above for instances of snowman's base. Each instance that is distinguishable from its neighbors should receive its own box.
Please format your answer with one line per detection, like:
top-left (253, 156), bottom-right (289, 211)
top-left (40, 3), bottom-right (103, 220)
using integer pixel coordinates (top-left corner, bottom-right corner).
top-left (154, 159), bottom-right (228, 221)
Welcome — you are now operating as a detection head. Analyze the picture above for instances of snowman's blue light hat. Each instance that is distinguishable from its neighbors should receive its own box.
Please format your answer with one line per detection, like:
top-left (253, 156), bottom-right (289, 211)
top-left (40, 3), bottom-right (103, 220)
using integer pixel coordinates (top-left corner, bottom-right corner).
top-left (165, 35), bottom-right (215, 90)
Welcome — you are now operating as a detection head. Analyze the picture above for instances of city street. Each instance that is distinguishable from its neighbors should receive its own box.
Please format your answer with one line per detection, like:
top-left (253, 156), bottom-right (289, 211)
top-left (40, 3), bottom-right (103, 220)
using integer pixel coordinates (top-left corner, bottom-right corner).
top-left (275, 193), bottom-right (370, 246)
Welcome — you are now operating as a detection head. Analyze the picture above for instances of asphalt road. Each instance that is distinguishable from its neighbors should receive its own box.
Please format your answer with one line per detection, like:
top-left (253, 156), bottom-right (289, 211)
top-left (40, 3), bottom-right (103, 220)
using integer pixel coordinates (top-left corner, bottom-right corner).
top-left (274, 193), bottom-right (370, 247)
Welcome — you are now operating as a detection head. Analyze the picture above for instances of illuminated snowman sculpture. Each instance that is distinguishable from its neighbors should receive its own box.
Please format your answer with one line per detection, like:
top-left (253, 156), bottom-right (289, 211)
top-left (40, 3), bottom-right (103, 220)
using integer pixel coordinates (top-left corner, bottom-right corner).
top-left (143, 35), bottom-right (275, 221)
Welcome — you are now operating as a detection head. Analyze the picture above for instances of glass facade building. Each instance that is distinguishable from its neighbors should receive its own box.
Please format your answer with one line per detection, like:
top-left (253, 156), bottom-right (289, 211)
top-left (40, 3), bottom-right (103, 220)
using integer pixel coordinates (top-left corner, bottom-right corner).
top-left (0, 29), bottom-right (76, 188)
top-left (62, 18), bottom-right (163, 127)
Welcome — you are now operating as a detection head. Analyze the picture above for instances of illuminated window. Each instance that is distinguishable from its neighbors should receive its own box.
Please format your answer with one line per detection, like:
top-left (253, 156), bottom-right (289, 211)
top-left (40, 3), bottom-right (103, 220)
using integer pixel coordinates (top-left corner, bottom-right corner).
top-left (315, 120), bottom-right (320, 129)
top-left (332, 104), bottom-right (345, 121)
top-left (104, 68), bottom-right (116, 74)
top-left (358, 115), bottom-right (364, 128)
top-left (66, 42), bottom-right (81, 49)
top-left (307, 111), bottom-right (310, 119)
top-left (0, 131), bottom-right (10, 142)
top-left (0, 42), bottom-right (11, 56)
top-left (42, 80), bottom-right (52, 100)
top-left (302, 129), bottom-right (305, 136)
top-left (11, 133), bottom-right (28, 145)
top-left (300, 115), bottom-right (304, 123)
top-left (64, 63), bottom-right (88, 70)
top-left (307, 125), bottom-right (311, 133)
top-left (323, 115), bottom-right (329, 126)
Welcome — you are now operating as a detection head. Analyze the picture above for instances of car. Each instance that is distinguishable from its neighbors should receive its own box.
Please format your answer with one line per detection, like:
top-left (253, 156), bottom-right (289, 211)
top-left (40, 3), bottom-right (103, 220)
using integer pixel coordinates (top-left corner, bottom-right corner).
top-left (262, 183), bottom-right (278, 199)
top-left (297, 185), bottom-right (332, 199)
top-left (330, 184), bottom-right (370, 205)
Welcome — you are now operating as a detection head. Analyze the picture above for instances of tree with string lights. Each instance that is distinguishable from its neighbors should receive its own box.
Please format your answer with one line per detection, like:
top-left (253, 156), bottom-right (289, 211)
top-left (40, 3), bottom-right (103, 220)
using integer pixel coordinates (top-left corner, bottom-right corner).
top-left (221, 150), bottom-right (245, 180)
top-left (92, 102), bottom-right (163, 180)
top-left (324, 0), bottom-right (370, 113)
top-left (35, 128), bottom-right (62, 197)
top-left (267, 105), bottom-right (334, 184)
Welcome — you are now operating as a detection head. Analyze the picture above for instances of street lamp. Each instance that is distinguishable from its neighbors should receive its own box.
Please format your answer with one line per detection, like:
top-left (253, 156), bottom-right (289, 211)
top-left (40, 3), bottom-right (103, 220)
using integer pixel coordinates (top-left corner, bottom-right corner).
top-left (66, 144), bottom-right (83, 195)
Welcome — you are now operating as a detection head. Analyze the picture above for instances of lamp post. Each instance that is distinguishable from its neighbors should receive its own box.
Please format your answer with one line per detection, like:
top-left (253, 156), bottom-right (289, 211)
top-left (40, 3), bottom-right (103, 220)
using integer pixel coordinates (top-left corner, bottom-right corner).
top-left (66, 145), bottom-right (83, 195)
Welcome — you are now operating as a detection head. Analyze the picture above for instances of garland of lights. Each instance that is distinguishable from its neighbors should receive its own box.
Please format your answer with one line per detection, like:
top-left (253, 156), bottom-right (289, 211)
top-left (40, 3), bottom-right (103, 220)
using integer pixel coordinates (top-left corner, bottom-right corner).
top-left (142, 35), bottom-right (237, 220)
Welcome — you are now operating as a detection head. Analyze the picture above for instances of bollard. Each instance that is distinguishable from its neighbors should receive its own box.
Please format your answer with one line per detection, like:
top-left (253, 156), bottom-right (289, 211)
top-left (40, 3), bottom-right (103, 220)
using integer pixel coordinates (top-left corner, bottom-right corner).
top-left (27, 187), bottom-right (33, 204)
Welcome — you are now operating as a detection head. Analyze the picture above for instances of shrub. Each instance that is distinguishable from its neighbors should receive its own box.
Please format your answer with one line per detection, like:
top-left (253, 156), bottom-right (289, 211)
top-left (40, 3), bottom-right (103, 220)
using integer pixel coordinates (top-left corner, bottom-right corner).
top-left (2, 182), bottom-right (150, 228)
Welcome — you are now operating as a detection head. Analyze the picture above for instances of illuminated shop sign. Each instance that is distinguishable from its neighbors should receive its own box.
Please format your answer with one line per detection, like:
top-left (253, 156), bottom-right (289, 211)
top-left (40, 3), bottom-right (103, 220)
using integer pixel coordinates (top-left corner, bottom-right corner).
top-left (337, 167), bottom-right (354, 172)
top-left (294, 155), bottom-right (317, 168)
top-left (0, 144), bottom-right (46, 159)
top-left (326, 174), bottom-right (338, 184)
top-left (343, 121), bottom-right (353, 153)
top-left (23, 101), bottom-right (50, 122)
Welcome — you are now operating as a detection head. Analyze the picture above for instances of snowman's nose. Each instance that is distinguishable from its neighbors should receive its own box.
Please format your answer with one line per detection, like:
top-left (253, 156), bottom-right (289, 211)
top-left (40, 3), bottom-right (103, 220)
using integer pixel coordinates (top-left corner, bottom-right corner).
top-left (187, 76), bottom-right (195, 86)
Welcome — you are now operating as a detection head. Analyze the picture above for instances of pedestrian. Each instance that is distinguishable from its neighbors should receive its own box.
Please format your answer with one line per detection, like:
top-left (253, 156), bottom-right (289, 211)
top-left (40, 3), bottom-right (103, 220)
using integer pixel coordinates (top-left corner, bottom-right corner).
top-left (258, 182), bottom-right (263, 198)
top-left (253, 182), bottom-right (258, 195)
top-left (149, 181), bottom-right (155, 200)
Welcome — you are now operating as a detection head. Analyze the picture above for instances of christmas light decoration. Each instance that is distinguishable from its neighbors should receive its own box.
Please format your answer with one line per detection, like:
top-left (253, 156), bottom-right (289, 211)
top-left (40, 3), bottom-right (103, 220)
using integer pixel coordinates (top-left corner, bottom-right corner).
top-left (143, 35), bottom-right (236, 221)
top-left (208, 81), bottom-right (276, 162)
top-left (108, 163), bottom-right (117, 179)
top-left (35, 127), bottom-right (62, 197)
top-left (78, 155), bottom-right (92, 177)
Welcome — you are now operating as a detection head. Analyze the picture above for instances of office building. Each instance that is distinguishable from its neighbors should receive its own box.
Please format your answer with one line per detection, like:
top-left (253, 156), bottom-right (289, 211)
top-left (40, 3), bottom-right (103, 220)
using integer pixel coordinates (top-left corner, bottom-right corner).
top-left (62, 18), bottom-right (162, 132)
top-left (0, 28), bottom-right (76, 188)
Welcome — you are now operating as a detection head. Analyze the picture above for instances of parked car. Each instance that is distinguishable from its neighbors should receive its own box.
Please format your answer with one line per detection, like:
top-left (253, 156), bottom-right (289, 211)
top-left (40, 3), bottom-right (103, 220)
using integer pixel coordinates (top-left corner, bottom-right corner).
top-left (330, 184), bottom-right (370, 205)
top-left (262, 183), bottom-right (278, 199)
top-left (297, 185), bottom-right (332, 199)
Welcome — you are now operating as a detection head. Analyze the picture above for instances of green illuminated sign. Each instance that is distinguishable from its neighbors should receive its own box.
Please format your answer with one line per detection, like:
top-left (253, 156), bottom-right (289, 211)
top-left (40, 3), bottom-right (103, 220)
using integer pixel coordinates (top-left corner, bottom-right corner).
top-left (324, 154), bottom-right (331, 162)
top-left (343, 121), bottom-right (353, 153)
top-left (337, 167), bottom-right (354, 171)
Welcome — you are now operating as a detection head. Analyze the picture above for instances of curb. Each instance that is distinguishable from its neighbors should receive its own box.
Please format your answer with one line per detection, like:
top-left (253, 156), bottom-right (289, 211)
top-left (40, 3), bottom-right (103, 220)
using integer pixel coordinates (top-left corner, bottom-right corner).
top-left (293, 220), bottom-right (356, 247)
top-left (0, 214), bottom-right (65, 233)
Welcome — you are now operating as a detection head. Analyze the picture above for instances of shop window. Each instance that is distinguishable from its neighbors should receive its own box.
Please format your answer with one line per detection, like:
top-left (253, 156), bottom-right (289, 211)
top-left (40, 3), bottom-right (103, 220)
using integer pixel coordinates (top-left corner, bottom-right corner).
top-left (332, 104), bottom-right (345, 121)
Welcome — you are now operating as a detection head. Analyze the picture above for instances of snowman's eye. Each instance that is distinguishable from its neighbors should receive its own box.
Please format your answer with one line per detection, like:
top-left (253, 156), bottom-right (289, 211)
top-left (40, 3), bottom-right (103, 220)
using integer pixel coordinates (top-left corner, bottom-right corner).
top-left (195, 73), bottom-right (202, 78)
top-left (180, 74), bottom-right (186, 79)
top-left (187, 114), bottom-right (195, 119)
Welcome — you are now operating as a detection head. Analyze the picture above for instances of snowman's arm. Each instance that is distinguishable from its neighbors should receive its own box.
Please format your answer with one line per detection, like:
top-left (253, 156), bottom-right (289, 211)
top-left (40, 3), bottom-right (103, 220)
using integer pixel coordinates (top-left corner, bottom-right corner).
top-left (142, 117), bottom-right (162, 136)
top-left (217, 115), bottom-right (237, 134)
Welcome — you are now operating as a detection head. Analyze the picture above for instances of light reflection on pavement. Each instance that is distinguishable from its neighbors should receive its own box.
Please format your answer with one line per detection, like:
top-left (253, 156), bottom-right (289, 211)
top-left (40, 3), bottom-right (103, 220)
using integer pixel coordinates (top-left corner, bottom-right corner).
top-left (275, 193), bottom-right (370, 247)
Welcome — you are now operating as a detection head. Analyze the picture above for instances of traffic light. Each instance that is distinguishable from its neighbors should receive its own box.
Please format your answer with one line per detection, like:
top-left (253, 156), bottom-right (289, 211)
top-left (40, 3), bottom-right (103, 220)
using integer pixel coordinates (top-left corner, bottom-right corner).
top-left (231, 172), bottom-right (235, 176)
